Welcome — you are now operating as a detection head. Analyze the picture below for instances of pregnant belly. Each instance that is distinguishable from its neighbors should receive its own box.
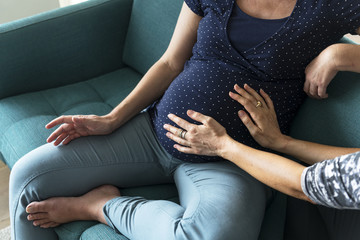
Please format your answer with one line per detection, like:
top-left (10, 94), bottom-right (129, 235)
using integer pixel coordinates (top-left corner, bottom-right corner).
top-left (149, 61), bottom-right (305, 162)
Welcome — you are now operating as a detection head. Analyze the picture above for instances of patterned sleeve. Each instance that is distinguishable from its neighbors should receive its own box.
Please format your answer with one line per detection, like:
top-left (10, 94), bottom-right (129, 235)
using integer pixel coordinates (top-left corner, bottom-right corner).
top-left (184, 0), bottom-right (204, 17)
top-left (301, 151), bottom-right (360, 209)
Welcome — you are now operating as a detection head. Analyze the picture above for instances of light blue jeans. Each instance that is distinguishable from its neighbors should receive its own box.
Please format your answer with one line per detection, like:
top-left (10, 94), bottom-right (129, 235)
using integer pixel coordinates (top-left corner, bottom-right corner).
top-left (10, 112), bottom-right (271, 240)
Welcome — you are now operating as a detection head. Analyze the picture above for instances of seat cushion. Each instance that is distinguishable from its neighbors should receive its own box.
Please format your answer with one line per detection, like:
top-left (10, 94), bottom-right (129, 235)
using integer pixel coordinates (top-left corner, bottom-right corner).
top-left (0, 67), bottom-right (142, 168)
top-left (80, 223), bottom-right (127, 240)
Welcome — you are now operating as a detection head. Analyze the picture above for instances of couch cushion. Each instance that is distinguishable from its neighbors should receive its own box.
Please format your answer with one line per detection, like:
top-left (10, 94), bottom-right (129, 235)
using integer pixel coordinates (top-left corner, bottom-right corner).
top-left (80, 223), bottom-right (127, 240)
top-left (290, 71), bottom-right (360, 147)
top-left (0, 67), bottom-right (141, 168)
top-left (0, 0), bottom-right (133, 99)
top-left (123, 0), bottom-right (183, 74)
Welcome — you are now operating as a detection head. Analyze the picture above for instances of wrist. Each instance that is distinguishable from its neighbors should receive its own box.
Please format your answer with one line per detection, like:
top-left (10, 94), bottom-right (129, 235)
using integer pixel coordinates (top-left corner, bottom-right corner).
top-left (321, 44), bottom-right (340, 72)
top-left (216, 135), bottom-right (237, 159)
top-left (268, 134), bottom-right (292, 153)
top-left (328, 43), bottom-right (359, 72)
top-left (102, 113), bottom-right (119, 132)
top-left (272, 134), bottom-right (294, 154)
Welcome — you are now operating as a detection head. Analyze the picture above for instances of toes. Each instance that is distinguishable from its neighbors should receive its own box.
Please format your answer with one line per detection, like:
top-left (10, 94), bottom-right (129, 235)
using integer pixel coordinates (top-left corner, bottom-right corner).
top-left (26, 201), bottom-right (52, 214)
top-left (27, 212), bottom-right (48, 221)
top-left (32, 219), bottom-right (52, 227)
top-left (26, 202), bottom-right (42, 214)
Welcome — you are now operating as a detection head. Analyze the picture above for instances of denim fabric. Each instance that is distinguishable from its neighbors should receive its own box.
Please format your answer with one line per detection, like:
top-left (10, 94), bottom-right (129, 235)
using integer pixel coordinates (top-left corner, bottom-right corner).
top-left (10, 112), bottom-right (270, 240)
top-left (104, 161), bottom-right (270, 240)
top-left (0, 68), bottom-right (141, 168)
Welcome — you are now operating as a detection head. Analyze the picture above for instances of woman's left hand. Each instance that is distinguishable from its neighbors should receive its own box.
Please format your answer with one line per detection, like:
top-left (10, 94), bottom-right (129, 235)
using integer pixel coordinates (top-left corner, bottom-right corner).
top-left (304, 44), bottom-right (339, 99)
top-left (163, 110), bottom-right (230, 156)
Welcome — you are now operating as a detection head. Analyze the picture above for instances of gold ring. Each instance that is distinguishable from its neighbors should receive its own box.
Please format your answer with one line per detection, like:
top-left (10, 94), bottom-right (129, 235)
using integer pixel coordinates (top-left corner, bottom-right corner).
top-left (255, 101), bottom-right (262, 108)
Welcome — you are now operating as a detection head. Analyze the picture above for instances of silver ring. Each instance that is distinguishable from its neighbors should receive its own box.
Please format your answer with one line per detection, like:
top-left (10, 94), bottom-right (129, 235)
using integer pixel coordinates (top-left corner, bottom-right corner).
top-left (181, 130), bottom-right (187, 139)
top-left (177, 129), bottom-right (184, 138)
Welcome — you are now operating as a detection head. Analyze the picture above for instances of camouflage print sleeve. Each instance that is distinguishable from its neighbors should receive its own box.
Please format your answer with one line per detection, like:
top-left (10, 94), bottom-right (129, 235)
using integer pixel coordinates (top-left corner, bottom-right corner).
top-left (301, 151), bottom-right (360, 209)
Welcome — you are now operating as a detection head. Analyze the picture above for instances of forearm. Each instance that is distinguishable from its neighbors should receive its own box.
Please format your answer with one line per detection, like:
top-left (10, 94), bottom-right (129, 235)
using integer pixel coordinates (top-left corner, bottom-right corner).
top-left (219, 136), bottom-right (310, 201)
top-left (105, 59), bottom-right (181, 130)
top-left (104, 3), bottom-right (200, 131)
top-left (274, 135), bottom-right (360, 165)
top-left (332, 43), bottom-right (360, 73)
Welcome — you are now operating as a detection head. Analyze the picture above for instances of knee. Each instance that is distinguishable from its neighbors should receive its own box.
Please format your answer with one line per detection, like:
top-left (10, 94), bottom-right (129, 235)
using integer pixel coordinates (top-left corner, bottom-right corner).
top-left (10, 147), bottom-right (47, 191)
top-left (9, 144), bottom-right (60, 204)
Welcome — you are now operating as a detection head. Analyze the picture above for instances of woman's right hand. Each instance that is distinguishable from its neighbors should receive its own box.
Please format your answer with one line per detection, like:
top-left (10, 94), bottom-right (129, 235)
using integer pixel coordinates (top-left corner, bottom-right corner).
top-left (46, 114), bottom-right (114, 146)
top-left (230, 84), bottom-right (290, 151)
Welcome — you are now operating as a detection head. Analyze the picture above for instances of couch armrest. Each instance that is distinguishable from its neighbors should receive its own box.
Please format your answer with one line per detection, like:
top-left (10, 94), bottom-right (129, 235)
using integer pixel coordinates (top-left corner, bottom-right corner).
top-left (340, 36), bottom-right (359, 45)
top-left (0, 0), bottom-right (133, 99)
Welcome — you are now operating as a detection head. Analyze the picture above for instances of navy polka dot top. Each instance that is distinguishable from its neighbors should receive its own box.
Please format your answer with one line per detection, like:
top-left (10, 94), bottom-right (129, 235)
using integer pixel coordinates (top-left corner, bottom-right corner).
top-left (149, 0), bottom-right (360, 163)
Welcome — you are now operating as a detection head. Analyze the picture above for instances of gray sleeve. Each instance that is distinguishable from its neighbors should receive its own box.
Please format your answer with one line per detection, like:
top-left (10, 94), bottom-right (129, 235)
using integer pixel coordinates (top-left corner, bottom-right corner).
top-left (301, 151), bottom-right (360, 209)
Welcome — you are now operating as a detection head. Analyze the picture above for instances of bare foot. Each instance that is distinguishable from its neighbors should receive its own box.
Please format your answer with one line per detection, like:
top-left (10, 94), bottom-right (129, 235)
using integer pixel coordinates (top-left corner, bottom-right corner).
top-left (26, 185), bottom-right (120, 228)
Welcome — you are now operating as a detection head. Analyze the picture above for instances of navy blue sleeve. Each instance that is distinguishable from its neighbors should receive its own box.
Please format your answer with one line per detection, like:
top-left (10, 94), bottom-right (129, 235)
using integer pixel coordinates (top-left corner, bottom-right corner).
top-left (184, 0), bottom-right (204, 17)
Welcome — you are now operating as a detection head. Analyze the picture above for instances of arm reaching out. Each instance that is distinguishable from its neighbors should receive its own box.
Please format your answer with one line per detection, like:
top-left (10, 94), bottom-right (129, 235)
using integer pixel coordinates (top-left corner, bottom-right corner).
top-left (164, 84), bottom-right (360, 205)
top-left (232, 84), bottom-right (359, 165)
top-left (164, 109), bottom-right (310, 201)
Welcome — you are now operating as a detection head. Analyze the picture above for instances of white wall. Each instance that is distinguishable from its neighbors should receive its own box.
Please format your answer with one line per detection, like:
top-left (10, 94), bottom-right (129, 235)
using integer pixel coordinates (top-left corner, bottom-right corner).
top-left (0, 0), bottom-right (59, 24)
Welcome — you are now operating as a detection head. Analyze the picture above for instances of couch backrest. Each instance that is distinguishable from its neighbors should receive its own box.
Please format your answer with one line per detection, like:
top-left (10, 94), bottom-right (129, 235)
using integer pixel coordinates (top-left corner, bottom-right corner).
top-left (123, 0), bottom-right (183, 75)
top-left (0, 0), bottom-right (133, 99)
top-left (290, 70), bottom-right (360, 148)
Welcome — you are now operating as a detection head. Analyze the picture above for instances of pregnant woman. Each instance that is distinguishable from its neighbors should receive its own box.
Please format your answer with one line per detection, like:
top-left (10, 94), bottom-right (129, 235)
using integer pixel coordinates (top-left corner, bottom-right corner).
top-left (10, 0), bottom-right (360, 239)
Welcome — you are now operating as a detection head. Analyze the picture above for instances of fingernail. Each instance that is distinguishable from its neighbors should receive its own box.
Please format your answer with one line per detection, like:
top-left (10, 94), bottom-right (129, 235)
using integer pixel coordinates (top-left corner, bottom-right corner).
top-left (26, 206), bottom-right (31, 213)
top-left (187, 110), bottom-right (194, 115)
top-left (238, 111), bottom-right (245, 117)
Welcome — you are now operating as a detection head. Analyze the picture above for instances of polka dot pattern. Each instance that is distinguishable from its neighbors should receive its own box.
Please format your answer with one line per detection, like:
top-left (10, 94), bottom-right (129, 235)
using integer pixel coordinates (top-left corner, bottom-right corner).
top-left (149, 0), bottom-right (360, 162)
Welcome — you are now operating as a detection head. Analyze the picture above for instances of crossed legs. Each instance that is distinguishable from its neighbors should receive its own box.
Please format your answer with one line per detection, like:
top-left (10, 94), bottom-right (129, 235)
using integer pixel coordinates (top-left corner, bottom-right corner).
top-left (10, 113), bottom-right (271, 240)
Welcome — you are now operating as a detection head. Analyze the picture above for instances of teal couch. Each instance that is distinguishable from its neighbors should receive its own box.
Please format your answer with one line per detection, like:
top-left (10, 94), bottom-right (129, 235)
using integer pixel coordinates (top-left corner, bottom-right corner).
top-left (0, 0), bottom-right (358, 239)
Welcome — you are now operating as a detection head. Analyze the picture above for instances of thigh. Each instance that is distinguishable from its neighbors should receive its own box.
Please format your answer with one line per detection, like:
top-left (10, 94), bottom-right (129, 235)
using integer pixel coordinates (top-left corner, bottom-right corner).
top-left (10, 112), bottom-right (172, 198)
top-left (9, 112), bottom-right (173, 240)
top-left (174, 161), bottom-right (271, 240)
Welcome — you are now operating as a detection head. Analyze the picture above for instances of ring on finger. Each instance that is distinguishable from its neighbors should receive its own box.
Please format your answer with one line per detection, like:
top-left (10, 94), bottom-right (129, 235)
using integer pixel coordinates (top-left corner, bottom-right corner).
top-left (181, 130), bottom-right (187, 139)
top-left (255, 101), bottom-right (262, 108)
top-left (177, 129), bottom-right (184, 138)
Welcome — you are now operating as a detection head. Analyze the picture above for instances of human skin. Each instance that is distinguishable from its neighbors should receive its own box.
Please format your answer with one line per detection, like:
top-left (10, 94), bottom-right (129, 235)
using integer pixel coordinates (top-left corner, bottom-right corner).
top-left (26, 0), bottom-right (360, 229)
top-left (164, 84), bottom-right (360, 201)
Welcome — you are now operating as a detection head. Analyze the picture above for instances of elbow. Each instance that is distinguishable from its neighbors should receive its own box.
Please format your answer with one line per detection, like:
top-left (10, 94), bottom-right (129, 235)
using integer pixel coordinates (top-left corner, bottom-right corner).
top-left (159, 56), bottom-right (185, 76)
top-left (291, 189), bottom-right (315, 204)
